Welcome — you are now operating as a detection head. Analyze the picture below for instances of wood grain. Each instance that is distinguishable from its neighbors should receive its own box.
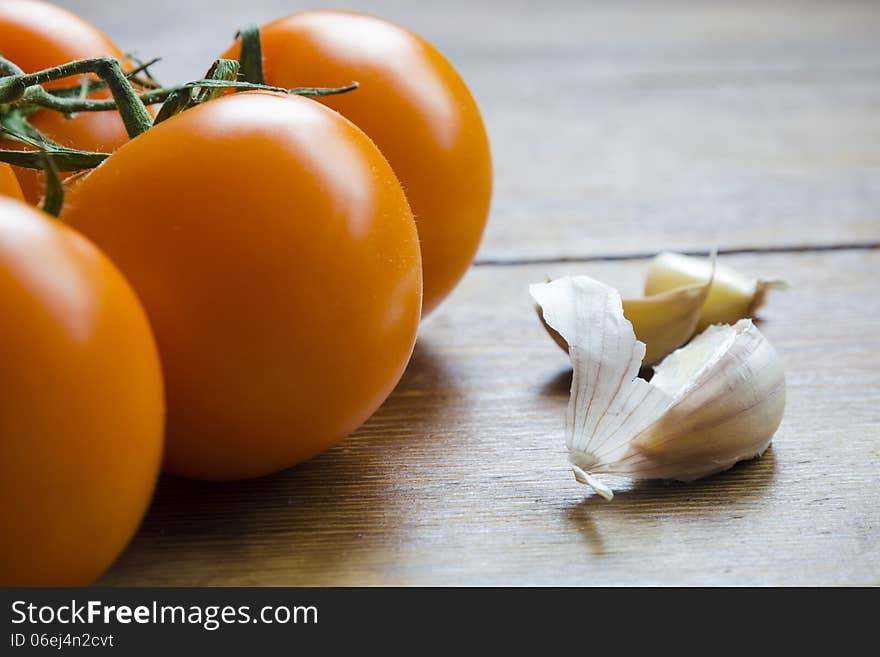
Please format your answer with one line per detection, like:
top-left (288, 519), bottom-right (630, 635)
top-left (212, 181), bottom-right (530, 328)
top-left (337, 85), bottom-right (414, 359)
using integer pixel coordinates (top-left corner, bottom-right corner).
top-left (100, 250), bottom-right (880, 586)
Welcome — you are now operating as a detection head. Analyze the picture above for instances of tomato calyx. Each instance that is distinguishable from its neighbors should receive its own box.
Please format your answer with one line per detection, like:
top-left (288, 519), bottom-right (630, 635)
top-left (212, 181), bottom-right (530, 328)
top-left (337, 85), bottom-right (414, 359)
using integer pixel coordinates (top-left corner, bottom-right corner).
top-left (153, 58), bottom-right (242, 124)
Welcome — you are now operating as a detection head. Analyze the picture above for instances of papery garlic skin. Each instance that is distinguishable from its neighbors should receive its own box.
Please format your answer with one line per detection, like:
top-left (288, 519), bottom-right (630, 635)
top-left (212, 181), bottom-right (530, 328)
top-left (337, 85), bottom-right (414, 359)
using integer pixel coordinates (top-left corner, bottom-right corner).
top-left (530, 276), bottom-right (786, 501)
top-left (624, 321), bottom-right (785, 482)
top-left (536, 270), bottom-right (712, 366)
top-left (645, 251), bottom-right (783, 330)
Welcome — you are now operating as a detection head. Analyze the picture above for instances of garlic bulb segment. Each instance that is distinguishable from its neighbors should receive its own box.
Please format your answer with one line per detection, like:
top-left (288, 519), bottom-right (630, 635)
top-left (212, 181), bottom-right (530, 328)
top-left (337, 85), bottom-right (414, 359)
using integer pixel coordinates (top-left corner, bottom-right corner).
top-left (535, 265), bottom-right (713, 366)
top-left (529, 276), bottom-right (785, 501)
top-left (645, 251), bottom-right (784, 331)
top-left (620, 278), bottom-right (710, 366)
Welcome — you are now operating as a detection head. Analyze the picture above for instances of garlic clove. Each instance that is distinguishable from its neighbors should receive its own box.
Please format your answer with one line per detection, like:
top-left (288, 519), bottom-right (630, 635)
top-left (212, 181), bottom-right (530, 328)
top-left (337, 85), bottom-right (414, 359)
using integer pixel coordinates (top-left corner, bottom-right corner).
top-left (529, 275), bottom-right (786, 500)
top-left (535, 265), bottom-right (713, 366)
top-left (630, 320), bottom-right (785, 482)
top-left (645, 251), bottom-right (784, 330)
top-left (621, 280), bottom-right (709, 366)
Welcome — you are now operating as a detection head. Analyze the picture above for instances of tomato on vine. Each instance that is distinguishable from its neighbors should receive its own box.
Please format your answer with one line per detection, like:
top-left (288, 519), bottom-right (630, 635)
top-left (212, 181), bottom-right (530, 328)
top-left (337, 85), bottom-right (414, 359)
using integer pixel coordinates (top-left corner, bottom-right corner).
top-left (61, 91), bottom-right (422, 481)
top-left (223, 11), bottom-right (493, 315)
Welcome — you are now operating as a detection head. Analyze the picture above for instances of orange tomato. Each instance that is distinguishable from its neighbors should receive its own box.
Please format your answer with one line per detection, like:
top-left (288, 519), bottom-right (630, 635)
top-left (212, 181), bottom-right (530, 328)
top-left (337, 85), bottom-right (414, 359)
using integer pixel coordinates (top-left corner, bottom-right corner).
top-left (0, 0), bottom-right (134, 203)
top-left (223, 11), bottom-right (492, 315)
top-left (0, 163), bottom-right (24, 200)
top-left (0, 197), bottom-right (163, 586)
top-left (62, 91), bottom-right (422, 481)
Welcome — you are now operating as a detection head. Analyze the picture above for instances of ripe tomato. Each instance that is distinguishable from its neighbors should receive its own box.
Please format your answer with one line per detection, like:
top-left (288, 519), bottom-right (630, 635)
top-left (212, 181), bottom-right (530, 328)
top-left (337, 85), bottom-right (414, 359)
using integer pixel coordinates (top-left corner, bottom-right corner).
top-left (0, 197), bottom-right (163, 586)
top-left (0, 0), bottom-right (134, 204)
top-left (0, 163), bottom-right (24, 200)
top-left (223, 11), bottom-right (492, 315)
top-left (62, 91), bottom-right (422, 481)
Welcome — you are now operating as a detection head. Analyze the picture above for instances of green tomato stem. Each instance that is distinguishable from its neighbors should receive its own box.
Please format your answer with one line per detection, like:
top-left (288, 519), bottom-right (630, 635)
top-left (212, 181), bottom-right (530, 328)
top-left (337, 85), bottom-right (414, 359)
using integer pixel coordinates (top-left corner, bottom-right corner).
top-left (0, 148), bottom-right (108, 171)
top-left (40, 153), bottom-right (64, 217)
top-left (13, 80), bottom-right (358, 114)
top-left (47, 57), bottom-right (162, 98)
top-left (153, 58), bottom-right (241, 124)
top-left (195, 59), bottom-right (240, 104)
top-left (287, 82), bottom-right (359, 97)
top-left (85, 58), bottom-right (153, 138)
top-left (237, 24), bottom-right (265, 86)
top-left (0, 124), bottom-right (108, 171)
top-left (0, 56), bottom-right (153, 138)
top-left (0, 51), bottom-right (359, 178)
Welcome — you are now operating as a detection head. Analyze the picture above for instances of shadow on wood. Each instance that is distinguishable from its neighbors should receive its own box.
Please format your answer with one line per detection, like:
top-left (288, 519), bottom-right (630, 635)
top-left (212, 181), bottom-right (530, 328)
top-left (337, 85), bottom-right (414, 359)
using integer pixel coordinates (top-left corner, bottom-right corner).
top-left (539, 367), bottom-right (572, 398)
top-left (562, 448), bottom-right (778, 554)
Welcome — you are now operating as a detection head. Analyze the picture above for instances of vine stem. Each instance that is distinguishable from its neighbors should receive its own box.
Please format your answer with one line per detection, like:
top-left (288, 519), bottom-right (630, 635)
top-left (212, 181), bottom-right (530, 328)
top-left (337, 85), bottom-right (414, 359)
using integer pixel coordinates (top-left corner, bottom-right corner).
top-left (0, 46), bottom-right (360, 175)
top-left (2, 50), bottom-right (358, 120)
top-left (0, 148), bottom-right (108, 171)
top-left (0, 56), bottom-right (152, 138)
top-left (0, 125), bottom-right (108, 170)
top-left (47, 57), bottom-right (163, 98)
top-left (13, 80), bottom-right (359, 113)
top-left (237, 24), bottom-right (265, 85)
top-left (40, 153), bottom-right (64, 217)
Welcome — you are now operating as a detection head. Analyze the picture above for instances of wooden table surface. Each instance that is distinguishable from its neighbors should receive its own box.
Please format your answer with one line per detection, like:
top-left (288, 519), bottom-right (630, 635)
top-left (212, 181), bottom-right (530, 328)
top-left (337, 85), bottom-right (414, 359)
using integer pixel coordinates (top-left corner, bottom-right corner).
top-left (55, 0), bottom-right (879, 586)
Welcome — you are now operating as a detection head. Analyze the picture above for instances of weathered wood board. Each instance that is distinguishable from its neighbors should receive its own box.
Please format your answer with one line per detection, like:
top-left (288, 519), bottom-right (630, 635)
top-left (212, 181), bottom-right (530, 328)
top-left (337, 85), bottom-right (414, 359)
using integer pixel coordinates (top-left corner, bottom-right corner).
top-left (101, 250), bottom-right (880, 586)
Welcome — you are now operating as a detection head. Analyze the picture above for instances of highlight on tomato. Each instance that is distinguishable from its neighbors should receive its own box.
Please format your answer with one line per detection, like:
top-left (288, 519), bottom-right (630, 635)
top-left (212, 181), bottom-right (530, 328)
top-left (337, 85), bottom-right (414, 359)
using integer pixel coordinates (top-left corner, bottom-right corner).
top-left (0, 196), bottom-right (164, 586)
top-left (61, 91), bottom-right (423, 481)
top-left (223, 11), bottom-right (493, 315)
top-left (0, 0), bottom-right (137, 203)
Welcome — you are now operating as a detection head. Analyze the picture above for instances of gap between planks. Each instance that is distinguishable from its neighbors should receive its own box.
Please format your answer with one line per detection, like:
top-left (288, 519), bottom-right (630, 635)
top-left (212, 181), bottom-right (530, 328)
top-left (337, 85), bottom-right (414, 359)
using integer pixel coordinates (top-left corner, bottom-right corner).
top-left (473, 241), bottom-right (880, 267)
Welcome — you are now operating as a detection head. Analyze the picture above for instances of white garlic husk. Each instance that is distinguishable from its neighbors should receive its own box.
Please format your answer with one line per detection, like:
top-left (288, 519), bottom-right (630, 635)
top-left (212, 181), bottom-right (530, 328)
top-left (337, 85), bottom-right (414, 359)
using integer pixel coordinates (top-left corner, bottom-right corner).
top-left (530, 275), bottom-right (786, 501)
top-left (537, 272), bottom-right (713, 366)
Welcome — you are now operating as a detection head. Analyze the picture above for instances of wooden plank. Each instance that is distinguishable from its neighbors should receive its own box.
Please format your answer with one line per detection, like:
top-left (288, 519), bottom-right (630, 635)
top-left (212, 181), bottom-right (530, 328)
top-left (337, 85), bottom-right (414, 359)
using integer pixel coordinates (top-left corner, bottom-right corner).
top-left (53, 1), bottom-right (880, 260)
top-left (480, 72), bottom-right (880, 261)
top-left (100, 249), bottom-right (880, 586)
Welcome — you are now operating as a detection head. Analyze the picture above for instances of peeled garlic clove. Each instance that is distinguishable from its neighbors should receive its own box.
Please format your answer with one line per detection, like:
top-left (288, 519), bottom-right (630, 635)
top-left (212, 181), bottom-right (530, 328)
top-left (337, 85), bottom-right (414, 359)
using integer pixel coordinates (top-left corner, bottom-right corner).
top-left (645, 251), bottom-right (784, 331)
top-left (535, 268), bottom-right (712, 366)
top-left (529, 276), bottom-right (785, 501)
